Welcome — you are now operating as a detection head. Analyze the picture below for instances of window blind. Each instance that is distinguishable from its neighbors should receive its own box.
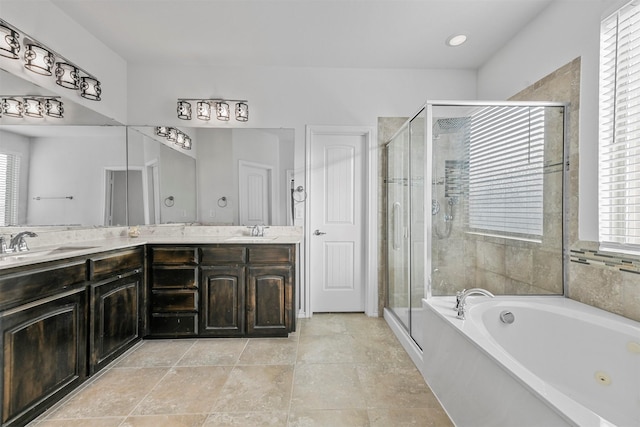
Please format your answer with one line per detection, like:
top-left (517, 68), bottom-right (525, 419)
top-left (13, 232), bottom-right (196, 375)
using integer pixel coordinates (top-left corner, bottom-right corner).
top-left (599, 2), bottom-right (640, 249)
top-left (0, 153), bottom-right (20, 226)
top-left (466, 106), bottom-right (545, 238)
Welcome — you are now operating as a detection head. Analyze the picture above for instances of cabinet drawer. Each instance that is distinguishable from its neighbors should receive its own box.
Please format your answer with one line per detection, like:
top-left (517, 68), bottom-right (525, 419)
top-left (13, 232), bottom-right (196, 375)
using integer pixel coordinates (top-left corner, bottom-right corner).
top-left (150, 313), bottom-right (197, 336)
top-left (151, 247), bottom-right (198, 264)
top-left (248, 246), bottom-right (293, 264)
top-left (151, 267), bottom-right (197, 289)
top-left (0, 261), bottom-right (87, 311)
top-left (151, 289), bottom-right (198, 312)
top-left (90, 248), bottom-right (144, 280)
top-left (201, 246), bottom-right (246, 265)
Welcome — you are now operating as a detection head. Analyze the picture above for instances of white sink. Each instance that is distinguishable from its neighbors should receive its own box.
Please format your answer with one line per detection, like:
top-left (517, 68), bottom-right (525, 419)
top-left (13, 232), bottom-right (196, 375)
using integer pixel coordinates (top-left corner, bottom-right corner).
top-left (225, 236), bottom-right (277, 242)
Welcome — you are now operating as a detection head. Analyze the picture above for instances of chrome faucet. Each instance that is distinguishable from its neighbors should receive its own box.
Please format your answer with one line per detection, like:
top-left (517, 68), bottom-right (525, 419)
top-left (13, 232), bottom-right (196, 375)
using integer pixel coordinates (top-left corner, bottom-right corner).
top-left (8, 231), bottom-right (38, 253)
top-left (455, 288), bottom-right (494, 320)
top-left (248, 224), bottom-right (267, 237)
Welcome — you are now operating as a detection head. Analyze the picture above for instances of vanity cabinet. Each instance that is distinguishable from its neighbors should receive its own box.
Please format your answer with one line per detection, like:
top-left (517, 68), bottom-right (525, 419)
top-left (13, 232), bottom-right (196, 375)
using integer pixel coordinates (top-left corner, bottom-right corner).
top-left (0, 261), bottom-right (88, 427)
top-left (148, 247), bottom-right (199, 337)
top-left (148, 244), bottom-right (296, 338)
top-left (88, 248), bottom-right (144, 374)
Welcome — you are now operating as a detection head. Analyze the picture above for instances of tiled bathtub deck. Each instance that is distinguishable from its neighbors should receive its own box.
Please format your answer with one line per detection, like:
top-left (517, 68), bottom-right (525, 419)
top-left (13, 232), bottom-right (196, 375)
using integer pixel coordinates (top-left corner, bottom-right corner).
top-left (29, 313), bottom-right (453, 427)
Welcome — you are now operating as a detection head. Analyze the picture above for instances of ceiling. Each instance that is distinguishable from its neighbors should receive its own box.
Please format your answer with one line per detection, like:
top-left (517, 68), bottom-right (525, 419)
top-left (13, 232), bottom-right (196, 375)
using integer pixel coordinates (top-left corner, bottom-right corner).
top-left (49, 0), bottom-right (554, 70)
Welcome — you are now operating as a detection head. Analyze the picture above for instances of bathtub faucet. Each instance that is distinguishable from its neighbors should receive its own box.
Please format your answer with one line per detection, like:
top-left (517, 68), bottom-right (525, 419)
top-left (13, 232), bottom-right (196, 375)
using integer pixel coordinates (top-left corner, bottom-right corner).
top-left (456, 288), bottom-right (494, 320)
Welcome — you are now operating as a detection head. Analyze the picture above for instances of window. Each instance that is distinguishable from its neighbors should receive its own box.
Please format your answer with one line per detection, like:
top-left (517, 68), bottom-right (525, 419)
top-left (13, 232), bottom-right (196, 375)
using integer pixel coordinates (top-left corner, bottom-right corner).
top-left (0, 153), bottom-right (20, 226)
top-left (599, 2), bottom-right (640, 250)
top-left (466, 106), bottom-right (545, 239)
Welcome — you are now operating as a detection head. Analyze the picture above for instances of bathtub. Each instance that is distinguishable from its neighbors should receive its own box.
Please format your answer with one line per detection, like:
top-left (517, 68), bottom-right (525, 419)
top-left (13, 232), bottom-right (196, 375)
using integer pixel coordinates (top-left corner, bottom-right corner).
top-left (421, 296), bottom-right (640, 427)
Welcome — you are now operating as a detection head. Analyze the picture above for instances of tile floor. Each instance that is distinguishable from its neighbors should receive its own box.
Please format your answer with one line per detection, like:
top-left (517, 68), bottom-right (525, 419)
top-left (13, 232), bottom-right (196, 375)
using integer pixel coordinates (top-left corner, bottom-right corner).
top-left (29, 313), bottom-right (453, 427)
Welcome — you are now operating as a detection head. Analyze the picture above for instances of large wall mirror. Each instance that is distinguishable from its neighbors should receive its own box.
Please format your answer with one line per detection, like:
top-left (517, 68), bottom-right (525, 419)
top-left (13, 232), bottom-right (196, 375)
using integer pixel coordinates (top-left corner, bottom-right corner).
top-left (0, 69), bottom-right (126, 229)
top-left (127, 127), bottom-right (295, 226)
top-left (0, 69), bottom-right (295, 229)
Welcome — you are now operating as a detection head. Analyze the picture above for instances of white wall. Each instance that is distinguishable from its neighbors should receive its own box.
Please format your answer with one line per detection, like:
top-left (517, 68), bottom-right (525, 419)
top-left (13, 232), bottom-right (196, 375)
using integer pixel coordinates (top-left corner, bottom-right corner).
top-left (477, 0), bottom-right (624, 242)
top-left (0, 0), bottom-right (128, 124)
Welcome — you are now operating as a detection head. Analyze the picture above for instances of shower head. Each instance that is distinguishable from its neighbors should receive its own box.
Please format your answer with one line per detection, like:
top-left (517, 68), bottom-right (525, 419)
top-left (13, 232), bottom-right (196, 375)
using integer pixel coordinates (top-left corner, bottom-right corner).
top-left (432, 117), bottom-right (470, 138)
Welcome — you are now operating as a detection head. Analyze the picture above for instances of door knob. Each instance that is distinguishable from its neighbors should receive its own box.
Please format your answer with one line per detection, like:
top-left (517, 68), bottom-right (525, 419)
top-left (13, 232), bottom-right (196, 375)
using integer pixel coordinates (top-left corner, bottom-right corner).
top-left (313, 229), bottom-right (326, 236)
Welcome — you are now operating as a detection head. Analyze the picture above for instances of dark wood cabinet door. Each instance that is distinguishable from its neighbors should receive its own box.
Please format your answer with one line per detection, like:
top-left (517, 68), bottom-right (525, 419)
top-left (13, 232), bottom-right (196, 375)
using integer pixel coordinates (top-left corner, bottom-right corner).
top-left (90, 270), bottom-right (142, 374)
top-left (200, 266), bottom-right (245, 336)
top-left (246, 265), bottom-right (293, 337)
top-left (1, 288), bottom-right (87, 427)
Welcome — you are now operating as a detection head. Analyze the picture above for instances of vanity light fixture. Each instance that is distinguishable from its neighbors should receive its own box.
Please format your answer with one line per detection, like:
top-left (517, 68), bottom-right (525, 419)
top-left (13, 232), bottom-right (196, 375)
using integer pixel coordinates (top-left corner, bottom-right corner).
top-left (178, 98), bottom-right (249, 122)
top-left (1, 98), bottom-right (23, 118)
top-left (155, 126), bottom-right (192, 151)
top-left (45, 98), bottom-right (64, 118)
top-left (177, 100), bottom-right (192, 120)
top-left (24, 43), bottom-right (55, 75)
top-left (80, 76), bottom-right (101, 101)
top-left (0, 24), bottom-right (20, 59)
top-left (0, 19), bottom-right (103, 102)
top-left (23, 97), bottom-right (44, 117)
top-left (55, 62), bottom-right (80, 89)
top-left (0, 95), bottom-right (64, 119)
top-left (197, 101), bottom-right (211, 121)
top-left (215, 101), bottom-right (230, 121)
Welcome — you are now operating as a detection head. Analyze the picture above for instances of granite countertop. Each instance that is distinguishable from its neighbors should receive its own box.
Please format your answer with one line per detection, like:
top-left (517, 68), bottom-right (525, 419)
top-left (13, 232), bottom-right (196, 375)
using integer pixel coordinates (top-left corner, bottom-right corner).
top-left (0, 226), bottom-right (303, 270)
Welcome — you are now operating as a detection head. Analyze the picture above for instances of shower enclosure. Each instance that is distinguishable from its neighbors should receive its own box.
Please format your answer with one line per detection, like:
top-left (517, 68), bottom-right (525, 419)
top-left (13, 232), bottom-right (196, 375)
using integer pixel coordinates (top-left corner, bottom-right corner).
top-left (386, 101), bottom-right (566, 347)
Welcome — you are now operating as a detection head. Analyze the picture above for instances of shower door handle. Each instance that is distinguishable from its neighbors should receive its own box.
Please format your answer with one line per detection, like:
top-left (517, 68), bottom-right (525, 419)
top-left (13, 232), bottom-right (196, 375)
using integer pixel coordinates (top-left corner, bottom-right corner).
top-left (313, 229), bottom-right (326, 236)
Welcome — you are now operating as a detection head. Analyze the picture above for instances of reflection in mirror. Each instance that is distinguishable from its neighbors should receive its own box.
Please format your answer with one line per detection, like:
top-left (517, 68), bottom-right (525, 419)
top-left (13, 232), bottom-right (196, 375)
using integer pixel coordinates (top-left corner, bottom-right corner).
top-left (127, 126), bottom-right (197, 225)
top-left (127, 127), bottom-right (295, 226)
top-left (0, 67), bottom-right (126, 231)
top-left (0, 125), bottom-right (126, 227)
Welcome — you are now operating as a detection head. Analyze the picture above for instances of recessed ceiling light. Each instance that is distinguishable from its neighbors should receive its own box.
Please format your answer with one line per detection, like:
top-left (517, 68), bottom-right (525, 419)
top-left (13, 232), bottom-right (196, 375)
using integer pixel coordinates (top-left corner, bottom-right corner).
top-left (446, 34), bottom-right (467, 47)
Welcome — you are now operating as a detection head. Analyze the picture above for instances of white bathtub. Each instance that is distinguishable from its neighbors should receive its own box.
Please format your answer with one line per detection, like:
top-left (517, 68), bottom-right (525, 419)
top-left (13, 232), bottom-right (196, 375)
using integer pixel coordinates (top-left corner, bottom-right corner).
top-left (421, 296), bottom-right (640, 427)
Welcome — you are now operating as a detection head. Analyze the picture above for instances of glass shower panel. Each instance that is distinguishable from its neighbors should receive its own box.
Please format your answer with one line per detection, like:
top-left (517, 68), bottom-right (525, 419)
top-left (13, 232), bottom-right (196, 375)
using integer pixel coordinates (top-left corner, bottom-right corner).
top-left (429, 103), bottom-right (565, 297)
top-left (386, 125), bottom-right (410, 330)
top-left (409, 110), bottom-right (426, 349)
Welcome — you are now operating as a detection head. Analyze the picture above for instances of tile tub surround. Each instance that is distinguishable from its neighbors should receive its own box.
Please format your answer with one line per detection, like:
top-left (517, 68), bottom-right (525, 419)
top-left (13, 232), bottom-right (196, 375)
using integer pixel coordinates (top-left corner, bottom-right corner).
top-left (28, 313), bottom-right (453, 427)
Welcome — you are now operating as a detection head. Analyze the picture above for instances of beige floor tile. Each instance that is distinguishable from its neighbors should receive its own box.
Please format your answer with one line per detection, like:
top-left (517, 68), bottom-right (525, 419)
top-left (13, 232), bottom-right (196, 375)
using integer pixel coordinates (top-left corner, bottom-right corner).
top-left (368, 408), bottom-right (455, 427)
top-left (287, 409), bottom-right (370, 427)
top-left (132, 366), bottom-right (232, 415)
top-left (297, 334), bottom-right (366, 363)
top-left (34, 417), bottom-right (125, 427)
top-left (203, 411), bottom-right (289, 426)
top-left (291, 363), bottom-right (366, 410)
top-left (213, 365), bottom-right (295, 412)
top-left (177, 338), bottom-right (248, 366)
top-left (352, 333), bottom-right (415, 365)
top-left (239, 337), bottom-right (298, 365)
top-left (121, 413), bottom-right (208, 427)
top-left (298, 314), bottom-right (349, 336)
top-left (357, 364), bottom-right (441, 409)
top-left (49, 367), bottom-right (167, 418)
top-left (115, 339), bottom-right (196, 367)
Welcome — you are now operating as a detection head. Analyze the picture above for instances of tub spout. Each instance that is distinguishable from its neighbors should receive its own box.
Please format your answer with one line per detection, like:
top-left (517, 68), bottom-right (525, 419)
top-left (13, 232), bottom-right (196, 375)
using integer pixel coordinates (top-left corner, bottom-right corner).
top-left (456, 288), bottom-right (494, 320)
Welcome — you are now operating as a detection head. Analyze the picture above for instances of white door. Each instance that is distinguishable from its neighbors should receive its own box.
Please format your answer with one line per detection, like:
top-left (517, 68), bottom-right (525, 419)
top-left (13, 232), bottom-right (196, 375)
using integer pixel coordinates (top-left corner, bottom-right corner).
top-left (309, 132), bottom-right (365, 312)
top-left (238, 160), bottom-right (272, 225)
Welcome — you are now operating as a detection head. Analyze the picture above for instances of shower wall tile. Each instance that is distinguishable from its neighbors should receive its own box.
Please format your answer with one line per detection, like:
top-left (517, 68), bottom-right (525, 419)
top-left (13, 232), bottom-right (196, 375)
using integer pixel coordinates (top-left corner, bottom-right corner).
top-left (505, 246), bottom-right (533, 285)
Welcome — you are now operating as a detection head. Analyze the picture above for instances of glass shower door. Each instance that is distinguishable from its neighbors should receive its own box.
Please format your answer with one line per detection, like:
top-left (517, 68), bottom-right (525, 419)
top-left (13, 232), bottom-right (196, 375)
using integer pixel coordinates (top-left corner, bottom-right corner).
top-left (409, 109), bottom-right (426, 349)
top-left (387, 125), bottom-right (410, 330)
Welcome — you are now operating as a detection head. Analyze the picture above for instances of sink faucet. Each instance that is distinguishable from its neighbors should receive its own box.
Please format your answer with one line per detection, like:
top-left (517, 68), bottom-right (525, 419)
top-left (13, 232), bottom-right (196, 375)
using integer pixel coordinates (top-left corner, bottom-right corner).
top-left (8, 231), bottom-right (38, 253)
top-left (248, 224), bottom-right (267, 237)
top-left (455, 288), bottom-right (494, 320)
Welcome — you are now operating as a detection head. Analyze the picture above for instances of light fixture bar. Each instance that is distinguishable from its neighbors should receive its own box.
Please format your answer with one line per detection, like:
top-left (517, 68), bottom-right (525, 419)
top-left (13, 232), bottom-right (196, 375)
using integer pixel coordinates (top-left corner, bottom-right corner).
top-left (0, 19), bottom-right (101, 100)
top-left (177, 98), bottom-right (249, 122)
top-left (155, 126), bottom-right (192, 151)
top-left (0, 95), bottom-right (63, 119)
